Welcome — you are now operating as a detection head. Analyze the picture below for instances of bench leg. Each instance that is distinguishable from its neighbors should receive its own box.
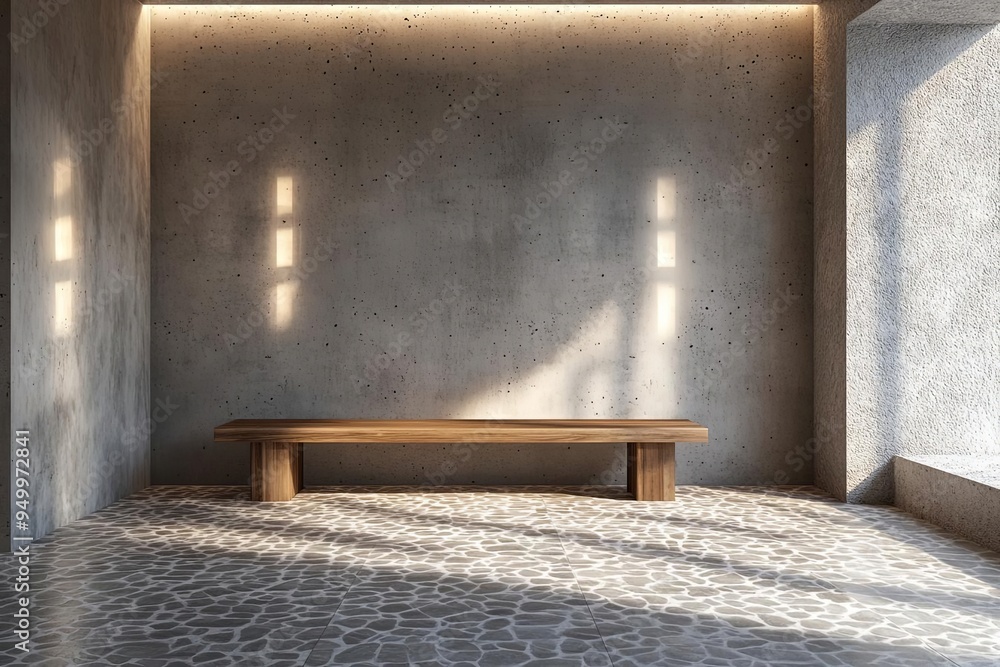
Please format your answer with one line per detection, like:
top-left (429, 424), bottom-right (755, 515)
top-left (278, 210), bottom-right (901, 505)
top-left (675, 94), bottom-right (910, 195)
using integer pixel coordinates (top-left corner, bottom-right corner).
top-left (627, 442), bottom-right (675, 501)
top-left (251, 442), bottom-right (303, 501)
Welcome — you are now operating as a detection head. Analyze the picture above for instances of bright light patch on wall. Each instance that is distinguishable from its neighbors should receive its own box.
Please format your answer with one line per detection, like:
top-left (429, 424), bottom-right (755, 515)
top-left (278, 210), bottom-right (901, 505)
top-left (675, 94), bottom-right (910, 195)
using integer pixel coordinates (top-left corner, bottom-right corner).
top-left (657, 176), bottom-right (676, 222)
top-left (657, 230), bottom-right (676, 268)
top-left (54, 217), bottom-right (73, 261)
top-left (54, 159), bottom-right (72, 198)
top-left (452, 300), bottom-right (622, 418)
top-left (54, 281), bottom-right (72, 336)
top-left (274, 281), bottom-right (297, 329)
top-left (276, 176), bottom-right (293, 216)
top-left (657, 283), bottom-right (675, 338)
top-left (276, 228), bottom-right (294, 268)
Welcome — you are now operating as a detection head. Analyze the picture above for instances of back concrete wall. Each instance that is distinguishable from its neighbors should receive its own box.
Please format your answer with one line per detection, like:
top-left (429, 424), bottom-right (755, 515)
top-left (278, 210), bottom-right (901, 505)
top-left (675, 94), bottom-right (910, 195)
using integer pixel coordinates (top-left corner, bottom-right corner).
top-left (150, 5), bottom-right (815, 487)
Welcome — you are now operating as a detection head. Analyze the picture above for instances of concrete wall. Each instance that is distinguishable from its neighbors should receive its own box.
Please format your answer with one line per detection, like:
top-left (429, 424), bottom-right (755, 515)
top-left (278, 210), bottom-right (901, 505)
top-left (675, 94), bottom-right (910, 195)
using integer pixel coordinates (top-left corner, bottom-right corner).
top-left (896, 455), bottom-right (1000, 553)
top-left (852, 0), bottom-right (1000, 25)
top-left (11, 0), bottom-right (150, 541)
top-left (813, 0), bottom-right (879, 501)
top-left (845, 22), bottom-right (1000, 503)
top-left (150, 6), bottom-right (815, 487)
top-left (142, 0), bottom-right (808, 4)
top-left (1, 0), bottom-right (10, 550)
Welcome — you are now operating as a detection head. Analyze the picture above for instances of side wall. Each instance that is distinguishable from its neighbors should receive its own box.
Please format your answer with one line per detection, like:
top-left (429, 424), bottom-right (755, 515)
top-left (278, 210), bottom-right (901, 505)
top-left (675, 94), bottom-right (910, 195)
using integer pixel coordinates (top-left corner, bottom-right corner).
top-left (11, 0), bottom-right (150, 541)
top-left (813, 0), bottom-right (879, 501)
top-left (1, 0), bottom-right (11, 550)
top-left (150, 6), bottom-right (816, 487)
top-left (845, 22), bottom-right (1000, 503)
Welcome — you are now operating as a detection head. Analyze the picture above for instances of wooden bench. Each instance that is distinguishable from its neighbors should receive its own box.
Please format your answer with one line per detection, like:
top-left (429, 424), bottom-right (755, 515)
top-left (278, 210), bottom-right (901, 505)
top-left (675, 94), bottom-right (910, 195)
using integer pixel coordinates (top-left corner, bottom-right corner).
top-left (213, 419), bottom-right (709, 502)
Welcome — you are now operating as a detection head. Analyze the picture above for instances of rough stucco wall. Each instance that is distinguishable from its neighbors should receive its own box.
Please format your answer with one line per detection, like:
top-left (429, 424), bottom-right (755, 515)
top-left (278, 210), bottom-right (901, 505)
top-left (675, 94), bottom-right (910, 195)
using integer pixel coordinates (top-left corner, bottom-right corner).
top-left (151, 6), bottom-right (814, 487)
top-left (852, 0), bottom-right (1000, 25)
top-left (895, 455), bottom-right (1000, 553)
top-left (813, 0), bottom-right (878, 502)
top-left (846, 23), bottom-right (1000, 504)
top-left (11, 0), bottom-right (150, 541)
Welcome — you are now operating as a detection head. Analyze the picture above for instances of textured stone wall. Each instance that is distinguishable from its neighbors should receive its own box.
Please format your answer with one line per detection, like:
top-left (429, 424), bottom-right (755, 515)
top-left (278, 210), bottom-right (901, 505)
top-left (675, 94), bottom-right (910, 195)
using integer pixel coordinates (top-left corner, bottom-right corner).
top-left (816, 0), bottom-right (1000, 504)
top-left (150, 5), bottom-right (815, 487)
top-left (846, 22), bottom-right (1000, 503)
top-left (11, 0), bottom-right (150, 541)
top-left (852, 0), bottom-right (1000, 25)
top-left (896, 455), bottom-right (1000, 553)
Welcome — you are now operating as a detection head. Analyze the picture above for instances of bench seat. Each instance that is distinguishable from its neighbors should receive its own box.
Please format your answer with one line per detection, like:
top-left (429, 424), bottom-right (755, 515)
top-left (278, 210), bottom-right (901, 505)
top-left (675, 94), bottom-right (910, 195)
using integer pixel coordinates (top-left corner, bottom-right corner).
top-left (214, 419), bottom-right (709, 502)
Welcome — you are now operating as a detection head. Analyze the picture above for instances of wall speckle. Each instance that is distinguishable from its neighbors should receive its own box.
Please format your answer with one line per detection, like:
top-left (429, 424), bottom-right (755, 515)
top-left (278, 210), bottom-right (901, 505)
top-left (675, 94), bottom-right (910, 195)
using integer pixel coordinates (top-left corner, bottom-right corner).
top-left (151, 5), bottom-right (814, 487)
top-left (11, 0), bottom-right (151, 541)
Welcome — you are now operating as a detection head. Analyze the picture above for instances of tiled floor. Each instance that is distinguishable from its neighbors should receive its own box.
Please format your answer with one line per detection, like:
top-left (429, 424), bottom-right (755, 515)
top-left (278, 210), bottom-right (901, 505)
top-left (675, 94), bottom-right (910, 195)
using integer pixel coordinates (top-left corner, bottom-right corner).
top-left (2, 485), bottom-right (999, 666)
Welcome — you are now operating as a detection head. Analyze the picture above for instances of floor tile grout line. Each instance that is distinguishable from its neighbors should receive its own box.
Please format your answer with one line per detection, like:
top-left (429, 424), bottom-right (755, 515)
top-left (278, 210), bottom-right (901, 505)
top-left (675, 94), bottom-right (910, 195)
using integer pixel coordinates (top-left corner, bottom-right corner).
top-left (297, 544), bottom-right (372, 666)
top-left (825, 576), bottom-right (967, 667)
top-left (541, 495), bottom-right (618, 667)
top-left (932, 647), bottom-right (965, 667)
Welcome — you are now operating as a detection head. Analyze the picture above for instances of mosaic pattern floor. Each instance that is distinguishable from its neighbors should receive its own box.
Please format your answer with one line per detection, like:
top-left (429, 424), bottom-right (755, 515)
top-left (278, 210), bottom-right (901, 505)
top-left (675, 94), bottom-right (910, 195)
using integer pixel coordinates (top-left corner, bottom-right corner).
top-left (2, 485), bottom-right (999, 666)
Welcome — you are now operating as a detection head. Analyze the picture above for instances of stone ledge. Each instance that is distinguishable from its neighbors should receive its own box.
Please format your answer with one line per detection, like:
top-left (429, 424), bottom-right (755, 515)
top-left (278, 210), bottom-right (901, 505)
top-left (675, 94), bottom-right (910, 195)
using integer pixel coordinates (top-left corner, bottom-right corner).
top-left (895, 455), bottom-right (1000, 554)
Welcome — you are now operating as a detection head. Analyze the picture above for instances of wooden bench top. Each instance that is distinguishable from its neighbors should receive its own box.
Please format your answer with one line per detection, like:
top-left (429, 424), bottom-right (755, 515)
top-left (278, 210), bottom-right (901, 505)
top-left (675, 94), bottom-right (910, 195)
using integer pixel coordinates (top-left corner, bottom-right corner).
top-left (214, 419), bottom-right (709, 444)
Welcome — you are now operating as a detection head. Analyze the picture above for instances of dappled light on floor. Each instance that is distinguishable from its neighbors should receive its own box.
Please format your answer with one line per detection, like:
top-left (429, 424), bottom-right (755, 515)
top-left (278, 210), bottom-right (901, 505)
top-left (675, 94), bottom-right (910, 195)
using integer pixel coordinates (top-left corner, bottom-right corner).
top-left (2, 485), bottom-right (997, 665)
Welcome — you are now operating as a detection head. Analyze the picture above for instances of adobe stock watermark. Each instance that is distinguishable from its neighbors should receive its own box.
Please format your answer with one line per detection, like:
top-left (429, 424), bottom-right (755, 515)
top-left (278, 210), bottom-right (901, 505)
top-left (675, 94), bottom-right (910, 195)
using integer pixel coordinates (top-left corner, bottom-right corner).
top-left (695, 285), bottom-right (802, 394)
top-left (351, 280), bottom-right (467, 392)
top-left (386, 75), bottom-right (501, 193)
top-left (509, 117), bottom-right (628, 235)
top-left (70, 69), bottom-right (170, 165)
top-left (771, 418), bottom-right (839, 485)
top-left (422, 420), bottom-right (510, 486)
top-left (71, 397), bottom-right (180, 507)
top-left (121, 397), bottom-right (180, 452)
top-left (339, 11), bottom-right (394, 60)
top-left (20, 270), bottom-right (135, 380)
top-left (424, 440), bottom-right (483, 486)
top-left (225, 234), bottom-right (339, 347)
top-left (584, 444), bottom-right (629, 492)
top-left (8, 0), bottom-right (71, 53)
top-left (722, 89), bottom-right (829, 195)
top-left (180, 107), bottom-right (297, 223)
top-left (12, 430), bottom-right (32, 653)
top-left (671, 29), bottom-right (716, 68)
top-left (457, 116), bottom-right (628, 242)
top-left (62, 607), bottom-right (149, 663)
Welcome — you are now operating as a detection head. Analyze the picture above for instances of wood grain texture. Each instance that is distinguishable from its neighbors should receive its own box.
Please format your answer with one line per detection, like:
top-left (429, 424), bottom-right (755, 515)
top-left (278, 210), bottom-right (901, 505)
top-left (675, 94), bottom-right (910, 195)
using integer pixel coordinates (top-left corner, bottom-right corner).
top-left (628, 442), bottom-right (676, 501)
top-left (627, 442), bottom-right (637, 495)
top-left (251, 442), bottom-right (303, 501)
top-left (216, 419), bottom-right (708, 444)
